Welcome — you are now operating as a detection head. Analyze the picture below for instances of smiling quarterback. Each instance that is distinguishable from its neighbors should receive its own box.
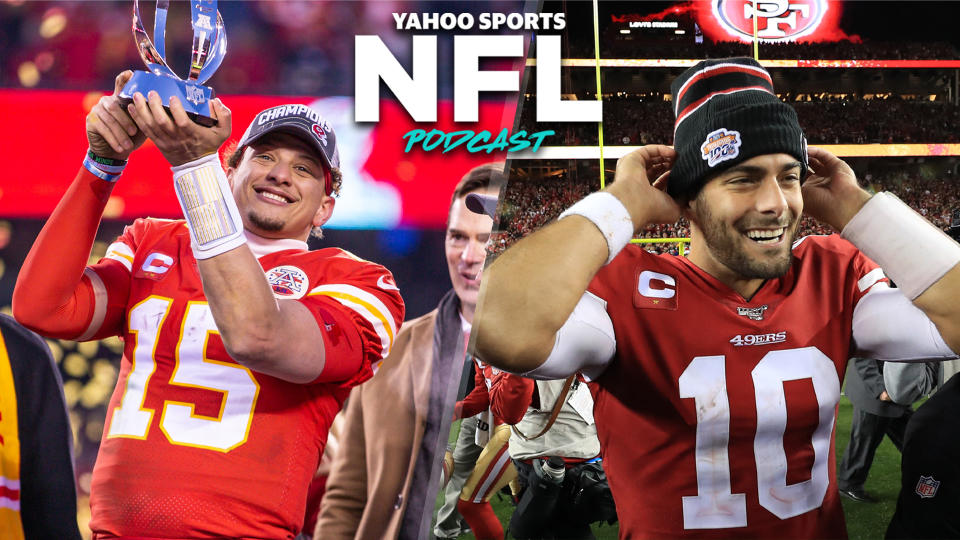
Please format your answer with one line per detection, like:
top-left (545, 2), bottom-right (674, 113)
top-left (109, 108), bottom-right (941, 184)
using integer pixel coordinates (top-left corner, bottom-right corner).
top-left (475, 57), bottom-right (960, 539)
top-left (14, 71), bottom-right (404, 539)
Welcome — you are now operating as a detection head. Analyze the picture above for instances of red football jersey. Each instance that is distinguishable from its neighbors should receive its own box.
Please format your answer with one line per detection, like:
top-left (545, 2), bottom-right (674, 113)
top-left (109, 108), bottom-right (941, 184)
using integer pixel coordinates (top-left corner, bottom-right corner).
top-left (587, 235), bottom-right (885, 540)
top-left (460, 359), bottom-right (508, 423)
top-left (85, 219), bottom-right (404, 539)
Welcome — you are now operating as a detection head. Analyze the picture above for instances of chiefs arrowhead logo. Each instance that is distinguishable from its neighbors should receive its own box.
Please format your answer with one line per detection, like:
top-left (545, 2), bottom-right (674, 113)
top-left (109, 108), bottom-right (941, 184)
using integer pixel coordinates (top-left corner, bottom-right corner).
top-left (713, 0), bottom-right (827, 42)
top-left (312, 123), bottom-right (328, 146)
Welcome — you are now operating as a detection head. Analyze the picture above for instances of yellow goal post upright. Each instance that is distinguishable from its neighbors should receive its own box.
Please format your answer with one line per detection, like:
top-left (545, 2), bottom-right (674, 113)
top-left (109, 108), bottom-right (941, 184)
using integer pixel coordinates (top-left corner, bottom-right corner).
top-left (540, 4), bottom-right (960, 255)
top-left (590, 0), bottom-right (691, 254)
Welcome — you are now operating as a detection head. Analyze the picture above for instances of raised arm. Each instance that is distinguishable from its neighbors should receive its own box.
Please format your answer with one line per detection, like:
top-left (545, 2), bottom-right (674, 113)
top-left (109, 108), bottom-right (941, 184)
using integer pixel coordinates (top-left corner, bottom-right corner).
top-left (474, 145), bottom-right (680, 374)
top-left (13, 72), bottom-right (145, 338)
top-left (804, 146), bottom-right (960, 355)
top-left (124, 91), bottom-right (359, 383)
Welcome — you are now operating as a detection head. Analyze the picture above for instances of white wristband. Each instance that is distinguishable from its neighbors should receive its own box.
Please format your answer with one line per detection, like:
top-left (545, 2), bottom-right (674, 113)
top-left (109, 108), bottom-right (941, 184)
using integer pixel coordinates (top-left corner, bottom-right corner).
top-left (172, 154), bottom-right (247, 260)
top-left (842, 192), bottom-right (960, 300)
top-left (558, 192), bottom-right (634, 265)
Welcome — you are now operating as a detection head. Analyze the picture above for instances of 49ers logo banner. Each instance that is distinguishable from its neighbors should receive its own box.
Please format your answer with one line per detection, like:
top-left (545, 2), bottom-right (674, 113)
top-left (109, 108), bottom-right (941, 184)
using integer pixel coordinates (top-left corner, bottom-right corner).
top-left (712, 0), bottom-right (828, 42)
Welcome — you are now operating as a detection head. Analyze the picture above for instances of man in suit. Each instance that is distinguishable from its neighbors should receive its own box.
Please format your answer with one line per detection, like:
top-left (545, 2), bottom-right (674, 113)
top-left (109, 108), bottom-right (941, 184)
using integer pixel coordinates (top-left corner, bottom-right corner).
top-left (316, 163), bottom-right (502, 539)
top-left (838, 357), bottom-right (935, 502)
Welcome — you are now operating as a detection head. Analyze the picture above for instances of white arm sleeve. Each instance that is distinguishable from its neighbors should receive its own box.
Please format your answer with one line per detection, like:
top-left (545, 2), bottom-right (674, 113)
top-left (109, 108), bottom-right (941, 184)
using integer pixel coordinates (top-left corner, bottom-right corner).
top-left (882, 361), bottom-right (938, 405)
top-left (852, 284), bottom-right (958, 362)
top-left (523, 291), bottom-right (616, 381)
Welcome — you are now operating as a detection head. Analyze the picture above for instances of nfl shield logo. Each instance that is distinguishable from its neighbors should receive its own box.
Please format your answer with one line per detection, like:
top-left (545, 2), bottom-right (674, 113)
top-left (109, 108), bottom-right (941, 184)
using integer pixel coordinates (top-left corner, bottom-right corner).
top-left (915, 476), bottom-right (940, 498)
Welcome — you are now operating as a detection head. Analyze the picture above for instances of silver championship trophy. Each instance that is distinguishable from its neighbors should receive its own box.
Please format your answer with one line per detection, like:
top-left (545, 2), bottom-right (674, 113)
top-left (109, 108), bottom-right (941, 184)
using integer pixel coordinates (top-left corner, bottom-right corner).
top-left (119, 0), bottom-right (226, 126)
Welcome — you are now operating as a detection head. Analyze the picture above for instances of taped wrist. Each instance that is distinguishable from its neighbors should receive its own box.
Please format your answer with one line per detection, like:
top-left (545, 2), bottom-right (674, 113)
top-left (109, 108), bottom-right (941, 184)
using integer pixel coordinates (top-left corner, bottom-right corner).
top-left (171, 153), bottom-right (247, 259)
top-left (842, 192), bottom-right (960, 300)
top-left (83, 148), bottom-right (127, 182)
top-left (558, 192), bottom-right (635, 265)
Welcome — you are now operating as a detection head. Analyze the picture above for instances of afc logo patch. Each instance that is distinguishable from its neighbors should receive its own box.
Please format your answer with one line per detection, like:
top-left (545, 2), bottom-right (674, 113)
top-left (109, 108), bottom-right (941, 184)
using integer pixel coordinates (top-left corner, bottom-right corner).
top-left (265, 265), bottom-right (309, 299)
top-left (915, 475), bottom-right (940, 498)
top-left (634, 269), bottom-right (678, 310)
top-left (701, 128), bottom-right (741, 167)
top-left (713, 0), bottom-right (828, 42)
top-left (136, 252), bottom-right (175, 281)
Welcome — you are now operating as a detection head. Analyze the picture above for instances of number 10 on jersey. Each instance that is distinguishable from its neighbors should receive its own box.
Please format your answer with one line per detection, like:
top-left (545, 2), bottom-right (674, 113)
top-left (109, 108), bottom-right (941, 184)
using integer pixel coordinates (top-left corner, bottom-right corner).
top-left (679, 347), bottom-right (839, 529)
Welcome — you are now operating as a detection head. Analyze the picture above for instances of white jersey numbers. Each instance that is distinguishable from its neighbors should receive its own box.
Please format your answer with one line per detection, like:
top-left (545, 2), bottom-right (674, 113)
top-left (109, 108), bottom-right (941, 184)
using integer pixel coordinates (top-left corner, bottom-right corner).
top-left (108, 297), bottom-right (260, 452)
top-left (679, 347), bottom-right (838, 529)
top-left (679, 355), bottom-right (748, 529)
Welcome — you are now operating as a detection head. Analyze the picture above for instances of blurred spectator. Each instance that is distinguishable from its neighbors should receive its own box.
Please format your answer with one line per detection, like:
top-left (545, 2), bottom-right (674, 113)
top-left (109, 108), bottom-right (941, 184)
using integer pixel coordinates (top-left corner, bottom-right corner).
top-left (886, 370), bottom-right (960, 539)
top-left (0, 314), bottom-right (81, 540)
top-left (521, 95), bottom-right (960, 146)
top-left (497, 160), bottom-right (959, 255)
top-left (566, 36), bottom-right (960, 61)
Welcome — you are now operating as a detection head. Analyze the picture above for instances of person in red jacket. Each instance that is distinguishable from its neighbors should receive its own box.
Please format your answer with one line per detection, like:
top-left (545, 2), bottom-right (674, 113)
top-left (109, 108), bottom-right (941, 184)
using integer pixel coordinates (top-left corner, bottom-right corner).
top-left (451, 357), bottom-right (518, 540)
top-left (13, 71), bottom-right (403, 539)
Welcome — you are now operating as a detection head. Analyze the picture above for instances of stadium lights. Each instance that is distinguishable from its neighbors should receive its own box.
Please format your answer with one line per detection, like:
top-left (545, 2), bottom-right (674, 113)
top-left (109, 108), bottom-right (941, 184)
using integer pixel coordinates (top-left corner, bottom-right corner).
top-left (524, 59), bottom-right (960, 69)
top-left (512, 145), bottom-right (960, 160)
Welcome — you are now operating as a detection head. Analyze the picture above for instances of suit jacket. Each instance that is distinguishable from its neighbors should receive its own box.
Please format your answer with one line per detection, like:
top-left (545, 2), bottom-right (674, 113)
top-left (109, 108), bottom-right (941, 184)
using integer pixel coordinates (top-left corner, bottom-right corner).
top-left (844, 357), bottom-right (911, 417)
top-left (316, 291), bottom-right (464, 540)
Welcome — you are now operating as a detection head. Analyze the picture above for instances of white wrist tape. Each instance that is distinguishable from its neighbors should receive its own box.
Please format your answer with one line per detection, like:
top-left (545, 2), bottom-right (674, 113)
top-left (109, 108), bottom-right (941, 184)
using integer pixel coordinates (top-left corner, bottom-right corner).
top-left (842, 192), bottom-right (960, 300)
top-left (172, 154), bottom-right (247, 260)
top-left (558, 192), bottom-right (634, 265)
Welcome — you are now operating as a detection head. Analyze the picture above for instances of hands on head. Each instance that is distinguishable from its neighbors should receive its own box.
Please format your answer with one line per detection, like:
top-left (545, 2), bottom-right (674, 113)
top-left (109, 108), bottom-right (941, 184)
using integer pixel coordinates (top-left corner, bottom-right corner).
top-left (606, 145), bottom-right (682, 231)
top-left (802, 146), bottom-right (872, 231)
top-left (86, 70), bottom-right (232, 166)
top-left (608, 144), bottom-right (871, 233)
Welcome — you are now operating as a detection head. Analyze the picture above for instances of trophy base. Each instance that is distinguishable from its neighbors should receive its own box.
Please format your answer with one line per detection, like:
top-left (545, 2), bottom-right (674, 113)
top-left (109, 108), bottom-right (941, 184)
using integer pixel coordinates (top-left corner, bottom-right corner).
top-left (119, 71), bottom-right (218, 127)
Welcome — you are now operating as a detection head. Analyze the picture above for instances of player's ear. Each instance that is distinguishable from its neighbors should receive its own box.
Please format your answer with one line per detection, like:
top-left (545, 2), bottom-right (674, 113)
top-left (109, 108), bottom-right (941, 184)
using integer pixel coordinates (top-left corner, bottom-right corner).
top-left (679, 193), bottom-right (697, 223)
top-left (313, 196), bottom-right (336, 228)
top-left (226, 167), bottom-right (236, 189)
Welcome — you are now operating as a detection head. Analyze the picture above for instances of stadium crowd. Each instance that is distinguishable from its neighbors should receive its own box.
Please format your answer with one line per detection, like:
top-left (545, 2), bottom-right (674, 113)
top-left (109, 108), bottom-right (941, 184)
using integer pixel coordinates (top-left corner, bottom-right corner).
top-left (494, 162), bottom-right (960, 256)
top-left (569, 38), bottom-right (960, 61)
top-left (523, 95), bottom-right (960, 146)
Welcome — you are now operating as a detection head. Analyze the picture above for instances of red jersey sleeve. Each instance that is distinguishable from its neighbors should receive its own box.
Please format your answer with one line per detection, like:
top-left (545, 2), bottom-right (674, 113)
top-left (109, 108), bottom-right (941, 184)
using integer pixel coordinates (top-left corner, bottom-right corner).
top-left (457, 360), bottom-right (491, 419)
top-left (13, 168), bottom-right (129, 340)
top-left (801, 234), bottom-right (889, 308)
top-left (301, 256), bottom-right (405, 388)
top-left (80, 219), bottom-right (164, 340)
top-left (849, 245), bottom-right (888, 306)
top-left (490, 372), bottom-right (535, 425)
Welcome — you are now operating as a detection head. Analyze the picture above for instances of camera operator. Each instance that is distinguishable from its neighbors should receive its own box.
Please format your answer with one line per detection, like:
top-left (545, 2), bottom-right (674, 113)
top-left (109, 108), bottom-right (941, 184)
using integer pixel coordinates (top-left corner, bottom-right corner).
top-left (490, 372), bottom-right (616, 540)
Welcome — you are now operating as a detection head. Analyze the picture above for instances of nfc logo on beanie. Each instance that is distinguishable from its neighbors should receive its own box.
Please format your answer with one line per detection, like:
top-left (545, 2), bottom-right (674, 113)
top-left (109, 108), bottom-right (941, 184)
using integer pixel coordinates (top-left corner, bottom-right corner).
top-left (701, 128), bottom-right (741, 167)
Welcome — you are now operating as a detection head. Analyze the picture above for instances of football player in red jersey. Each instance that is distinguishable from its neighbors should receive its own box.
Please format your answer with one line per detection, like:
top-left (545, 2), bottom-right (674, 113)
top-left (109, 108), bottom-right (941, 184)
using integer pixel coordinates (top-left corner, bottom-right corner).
top-left (12, 71), bottom-right (404, 539)
top-left (474, 57), bottom-right (960, 539)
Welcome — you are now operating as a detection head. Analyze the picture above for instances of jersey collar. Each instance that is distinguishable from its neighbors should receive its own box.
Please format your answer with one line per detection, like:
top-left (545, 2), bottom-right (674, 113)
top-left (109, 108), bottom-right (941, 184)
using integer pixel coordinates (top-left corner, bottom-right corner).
top-left (244, 231), bottom-right (308, 258)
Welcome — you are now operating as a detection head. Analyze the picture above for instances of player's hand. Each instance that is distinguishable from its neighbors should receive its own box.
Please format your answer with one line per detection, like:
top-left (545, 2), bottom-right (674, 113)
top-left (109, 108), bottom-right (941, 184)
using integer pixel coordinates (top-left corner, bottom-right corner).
top-left (453, 401), bottom-right (464, 421)
top-left (606, 145), bottom-right (681, 232)
top-left (802, 146), bottom-right (872, 231)
top-left (879, 390), bottom-right (892, 402)
top-left (127, 91), bottom-right (232, 166)
top-left (86, 71), bottom-right (146, 160)
top-left (441, 450), bottom-right (454, 488)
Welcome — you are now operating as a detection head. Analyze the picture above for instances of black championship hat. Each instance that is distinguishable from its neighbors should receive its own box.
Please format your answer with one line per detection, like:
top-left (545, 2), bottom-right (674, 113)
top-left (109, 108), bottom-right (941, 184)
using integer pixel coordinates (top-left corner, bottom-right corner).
top-left (668, 57), bottom-right (807, 200)
top-left (237, 104), bottom-right (340, 195)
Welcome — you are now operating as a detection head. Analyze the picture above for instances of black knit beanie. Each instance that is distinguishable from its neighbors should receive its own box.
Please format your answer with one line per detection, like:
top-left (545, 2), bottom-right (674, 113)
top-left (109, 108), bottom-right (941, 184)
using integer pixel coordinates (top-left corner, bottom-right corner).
top-left (668, 57), bottom-right (807, 200)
